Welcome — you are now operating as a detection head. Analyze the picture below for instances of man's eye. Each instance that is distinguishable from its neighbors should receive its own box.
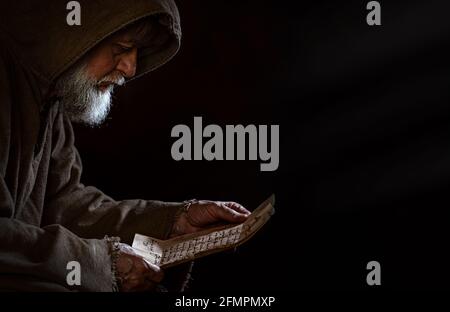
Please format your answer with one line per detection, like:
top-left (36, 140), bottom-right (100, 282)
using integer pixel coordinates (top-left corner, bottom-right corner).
top-left (113, 44), bottom-right (133, 55)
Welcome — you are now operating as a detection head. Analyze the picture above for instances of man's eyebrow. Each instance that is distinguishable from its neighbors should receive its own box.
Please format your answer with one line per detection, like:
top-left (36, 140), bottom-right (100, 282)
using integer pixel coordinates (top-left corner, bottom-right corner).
top-left (115, 40), bottom-right (135, 47)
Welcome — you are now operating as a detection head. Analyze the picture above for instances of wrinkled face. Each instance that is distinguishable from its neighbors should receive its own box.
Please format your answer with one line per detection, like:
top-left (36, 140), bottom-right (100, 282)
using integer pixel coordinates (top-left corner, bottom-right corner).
top-left (85, 30), bottom-right (139, 89)
top-left (56, 29), bottom-right (139, 126)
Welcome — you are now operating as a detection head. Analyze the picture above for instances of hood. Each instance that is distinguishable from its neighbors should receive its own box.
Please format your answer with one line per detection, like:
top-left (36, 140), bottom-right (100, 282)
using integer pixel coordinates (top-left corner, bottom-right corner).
top-left (0, 0), bottom-right (181, 89)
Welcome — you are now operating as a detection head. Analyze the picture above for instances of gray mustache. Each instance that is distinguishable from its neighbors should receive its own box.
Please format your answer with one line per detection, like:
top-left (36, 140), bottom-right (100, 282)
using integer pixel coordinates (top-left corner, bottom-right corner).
top-left (98, 75), bottom-right (126, 86)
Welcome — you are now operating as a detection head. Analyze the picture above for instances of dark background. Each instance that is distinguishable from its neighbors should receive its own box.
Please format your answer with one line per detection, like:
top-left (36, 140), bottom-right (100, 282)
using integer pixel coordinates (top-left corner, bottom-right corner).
top-left (74, 0), bottom-right (450, 291)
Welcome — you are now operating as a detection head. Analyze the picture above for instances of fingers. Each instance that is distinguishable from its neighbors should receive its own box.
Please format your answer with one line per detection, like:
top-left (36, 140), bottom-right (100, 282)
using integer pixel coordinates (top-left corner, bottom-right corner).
top-left (142, 258), bottom-right (165, 283)
top-left (183, 200), bottom-right (251, 230)
top-left (211, 202), bottom-right (250, 223)
top-left (224, 202), bottom-right (251, 216)
top-left (132, 254), bottom-right (164, 283)
top-left (120, 253), bottom-right (164, 292)
top-left (121, 274), bottom-right (156, 292)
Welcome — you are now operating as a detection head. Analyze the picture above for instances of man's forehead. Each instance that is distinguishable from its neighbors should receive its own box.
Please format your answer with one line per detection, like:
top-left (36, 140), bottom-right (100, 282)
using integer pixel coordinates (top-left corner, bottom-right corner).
top-left (110, 29), bottom-right (139, 44)
top-left (108, 19), bottom-right (155, 46)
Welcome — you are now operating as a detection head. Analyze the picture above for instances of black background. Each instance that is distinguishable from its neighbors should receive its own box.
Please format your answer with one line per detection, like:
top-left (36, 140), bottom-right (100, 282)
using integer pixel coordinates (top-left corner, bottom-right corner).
top-left (74, 0), bottom-right (450, 291)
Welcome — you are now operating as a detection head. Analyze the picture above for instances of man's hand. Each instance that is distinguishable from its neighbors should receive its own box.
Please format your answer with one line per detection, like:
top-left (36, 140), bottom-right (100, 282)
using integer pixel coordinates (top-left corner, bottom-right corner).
top-left (171, 200), bottom-right (251, 237)
top-left (116, 243), bottom-right (164, 292)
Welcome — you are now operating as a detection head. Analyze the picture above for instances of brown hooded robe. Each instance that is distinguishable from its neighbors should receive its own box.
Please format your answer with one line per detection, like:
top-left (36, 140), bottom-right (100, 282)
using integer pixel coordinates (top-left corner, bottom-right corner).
top-left (0, 0), bottom-right (189, 291)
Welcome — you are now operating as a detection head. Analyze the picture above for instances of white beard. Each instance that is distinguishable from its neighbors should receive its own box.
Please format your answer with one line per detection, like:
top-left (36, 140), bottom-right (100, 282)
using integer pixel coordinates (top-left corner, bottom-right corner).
top-left (56, 62), bottom-right (125, 126)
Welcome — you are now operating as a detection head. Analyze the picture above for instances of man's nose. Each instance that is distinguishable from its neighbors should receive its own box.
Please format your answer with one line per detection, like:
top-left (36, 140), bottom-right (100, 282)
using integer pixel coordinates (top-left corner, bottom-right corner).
top-left (116, 48), bottom-right (138, 78)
